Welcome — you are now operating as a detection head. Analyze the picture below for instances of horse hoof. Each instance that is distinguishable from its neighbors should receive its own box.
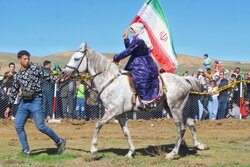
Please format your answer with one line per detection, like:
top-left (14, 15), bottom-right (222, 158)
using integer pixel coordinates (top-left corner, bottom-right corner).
top-left (125, 154), bottom-right (133, 158)
top-left (166, 153), bottom-right (180, 160)
top-left (195, 143), bottom-right (209, 150)
top-left (125, 152), bottom-right (134, 158)
top-left (166, 153), bottom-right (174, 160)
top-left (90, 148), bottom-right (98, 155)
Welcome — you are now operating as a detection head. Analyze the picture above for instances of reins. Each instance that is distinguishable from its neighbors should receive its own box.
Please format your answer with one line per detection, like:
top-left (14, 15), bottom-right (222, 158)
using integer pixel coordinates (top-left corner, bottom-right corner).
top-left (98, 71), bottom-right (122, 96)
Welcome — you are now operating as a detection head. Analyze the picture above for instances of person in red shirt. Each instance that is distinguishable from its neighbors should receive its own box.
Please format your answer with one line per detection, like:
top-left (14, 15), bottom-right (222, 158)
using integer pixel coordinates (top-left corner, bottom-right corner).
top-left (241, 99), bottom-right (250, 118)
top-left (214, 61), bottom-right (221, 73)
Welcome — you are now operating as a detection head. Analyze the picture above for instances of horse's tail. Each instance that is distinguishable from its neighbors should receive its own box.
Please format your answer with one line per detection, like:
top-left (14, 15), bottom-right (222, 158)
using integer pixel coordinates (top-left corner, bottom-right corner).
top-left (183, 76), bottom-right (201, 92)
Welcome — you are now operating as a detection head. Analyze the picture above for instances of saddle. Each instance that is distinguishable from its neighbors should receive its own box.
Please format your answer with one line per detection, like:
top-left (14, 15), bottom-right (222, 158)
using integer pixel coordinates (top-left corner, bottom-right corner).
top-left (127, 74), bottom-right (166, 111)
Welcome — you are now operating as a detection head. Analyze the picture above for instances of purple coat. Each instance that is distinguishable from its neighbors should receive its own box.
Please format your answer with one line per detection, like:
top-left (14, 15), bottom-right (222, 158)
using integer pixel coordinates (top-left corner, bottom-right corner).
top-left (113, 37), bottom-right (159, 101)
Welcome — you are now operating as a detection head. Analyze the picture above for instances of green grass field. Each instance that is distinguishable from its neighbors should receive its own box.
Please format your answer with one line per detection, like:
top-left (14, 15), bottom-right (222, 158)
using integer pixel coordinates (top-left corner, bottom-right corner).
top-left (1, 119), bottom-right (250, 166)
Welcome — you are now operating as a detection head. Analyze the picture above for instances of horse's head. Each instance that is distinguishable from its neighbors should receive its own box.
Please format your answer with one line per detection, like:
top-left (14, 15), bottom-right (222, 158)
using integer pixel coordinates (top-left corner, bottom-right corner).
top-left (63, 43), bottom-right (88, 76)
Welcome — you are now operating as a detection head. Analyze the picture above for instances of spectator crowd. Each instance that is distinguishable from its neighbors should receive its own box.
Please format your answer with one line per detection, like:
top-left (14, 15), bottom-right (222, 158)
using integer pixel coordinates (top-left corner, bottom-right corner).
top-left (184, 54), bottom-right (250, 121)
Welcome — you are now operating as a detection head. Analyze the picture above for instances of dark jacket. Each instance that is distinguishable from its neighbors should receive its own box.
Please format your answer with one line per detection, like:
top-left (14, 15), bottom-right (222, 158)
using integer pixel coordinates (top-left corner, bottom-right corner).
top-left (113, 37), bottom-right (159, 101)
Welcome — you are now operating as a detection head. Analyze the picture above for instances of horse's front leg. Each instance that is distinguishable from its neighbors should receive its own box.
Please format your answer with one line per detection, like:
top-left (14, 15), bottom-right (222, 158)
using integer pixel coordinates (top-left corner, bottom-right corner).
top-left (90, 108), bottom-right (118, 155)
top-left (90, 120), bottom-right (103, 154)
top-left (116, 114), bottom-right (135, 158)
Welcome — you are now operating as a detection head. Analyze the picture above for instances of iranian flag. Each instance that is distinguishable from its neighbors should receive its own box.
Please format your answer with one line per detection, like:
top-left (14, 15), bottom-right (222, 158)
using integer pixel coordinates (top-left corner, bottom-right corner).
top-left (132, 0), bottom-right (177, 73)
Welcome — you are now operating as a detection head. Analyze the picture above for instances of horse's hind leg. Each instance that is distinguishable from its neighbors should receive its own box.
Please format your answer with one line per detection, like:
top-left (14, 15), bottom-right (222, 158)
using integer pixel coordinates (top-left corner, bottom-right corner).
top-left (166, 96), bottom-right (188, 160)
top-left (116, 114), bottom-right (135, 158)
top-left (167, 119), bottom-right (186, 160)
top-left (90, 109), bottom-right (118, 155)
top-left (186, 118), bottom-right (208, 150)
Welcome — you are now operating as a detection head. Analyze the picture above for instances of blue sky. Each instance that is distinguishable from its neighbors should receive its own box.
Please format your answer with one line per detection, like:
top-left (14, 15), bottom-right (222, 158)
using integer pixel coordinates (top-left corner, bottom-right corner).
top-left (0, 0), bottom-right (249, 62)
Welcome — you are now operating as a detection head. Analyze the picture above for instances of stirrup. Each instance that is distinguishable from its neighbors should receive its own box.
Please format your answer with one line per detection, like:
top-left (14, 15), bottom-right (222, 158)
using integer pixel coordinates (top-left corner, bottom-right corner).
top-left (137, 103), bottom-right (146, 110)
top-left (138, 102), bottom-right (157, 110)
top-left (146, 102), bottom-right (157, 108)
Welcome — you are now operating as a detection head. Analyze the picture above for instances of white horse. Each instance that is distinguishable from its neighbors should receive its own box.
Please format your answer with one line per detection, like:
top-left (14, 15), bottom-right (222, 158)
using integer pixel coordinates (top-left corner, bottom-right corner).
top-left (63, 43), bottom-right (207, 159)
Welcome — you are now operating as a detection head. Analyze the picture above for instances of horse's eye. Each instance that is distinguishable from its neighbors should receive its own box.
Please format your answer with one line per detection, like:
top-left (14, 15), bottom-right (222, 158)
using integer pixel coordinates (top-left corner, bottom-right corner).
top-left (74, 58), bottom-right (80, 61)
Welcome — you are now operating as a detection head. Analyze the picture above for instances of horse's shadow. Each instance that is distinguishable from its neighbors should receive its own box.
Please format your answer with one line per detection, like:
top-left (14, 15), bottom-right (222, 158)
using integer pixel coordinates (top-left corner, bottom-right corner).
top-left (98, 142), bottom-right (197, 158)
top-left (31, 147), bottom-right (89, 156)
top-left (29, 143), bottom-right (197, 158)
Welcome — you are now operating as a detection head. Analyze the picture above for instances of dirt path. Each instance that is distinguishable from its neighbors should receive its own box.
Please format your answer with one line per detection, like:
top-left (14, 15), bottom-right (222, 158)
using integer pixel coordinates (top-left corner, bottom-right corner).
top-left (1, 118), bottom-right (250, 166)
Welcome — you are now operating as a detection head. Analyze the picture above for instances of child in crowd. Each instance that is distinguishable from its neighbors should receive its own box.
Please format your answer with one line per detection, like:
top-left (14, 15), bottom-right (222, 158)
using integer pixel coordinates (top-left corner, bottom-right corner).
top-left (207, 80), bottom-right (219, 120)
top-left (227, 101), bottom-right (241, 119)
top-left (213, 61), bottom-right (221, 76)
top-left (205, 68), bottom-right (213, 79)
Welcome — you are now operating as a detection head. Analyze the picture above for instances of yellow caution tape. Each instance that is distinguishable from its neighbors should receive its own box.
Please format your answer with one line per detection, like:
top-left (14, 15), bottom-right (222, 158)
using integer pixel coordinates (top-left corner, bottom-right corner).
top-left (190, 80), bottom-right (250, 95)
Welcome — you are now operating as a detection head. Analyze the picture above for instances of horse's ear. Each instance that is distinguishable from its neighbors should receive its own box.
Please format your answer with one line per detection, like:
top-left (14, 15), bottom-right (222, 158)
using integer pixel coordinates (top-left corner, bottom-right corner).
top-left (84, 42), bottom-right (87, 49)
top-left (80, 42), bottom-right (87, 51)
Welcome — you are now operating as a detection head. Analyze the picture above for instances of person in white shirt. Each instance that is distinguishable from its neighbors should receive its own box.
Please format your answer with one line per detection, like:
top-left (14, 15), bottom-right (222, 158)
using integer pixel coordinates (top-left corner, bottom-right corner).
top-left (207, 80), bottom-right (219, 120)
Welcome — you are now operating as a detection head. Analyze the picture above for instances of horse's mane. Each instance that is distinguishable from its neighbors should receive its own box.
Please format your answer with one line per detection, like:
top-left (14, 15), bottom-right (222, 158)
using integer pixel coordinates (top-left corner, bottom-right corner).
top-left (86, 47), bottom-right (121, 78)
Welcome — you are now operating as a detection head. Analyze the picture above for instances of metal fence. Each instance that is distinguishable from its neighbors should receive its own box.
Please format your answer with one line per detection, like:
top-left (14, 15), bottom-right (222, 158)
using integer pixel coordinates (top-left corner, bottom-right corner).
top-left (0, 77), bottom-right (250, 121)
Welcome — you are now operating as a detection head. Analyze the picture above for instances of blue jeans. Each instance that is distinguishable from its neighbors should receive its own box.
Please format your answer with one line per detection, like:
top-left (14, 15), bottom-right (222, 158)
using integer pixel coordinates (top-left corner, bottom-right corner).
top-left (208, 97), bottom-right (218, 120)
top-left (217, 97), bottom-right (228, 119)
top-left (14, 97), bottom-right (61, 153)
top-left (76, 98), bottom-right (85, 119)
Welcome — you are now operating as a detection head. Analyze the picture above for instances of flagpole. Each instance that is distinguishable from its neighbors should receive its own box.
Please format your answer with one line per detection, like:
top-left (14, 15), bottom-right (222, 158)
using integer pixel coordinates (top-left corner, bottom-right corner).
top-left (147, 0), bottom-right (153, 5)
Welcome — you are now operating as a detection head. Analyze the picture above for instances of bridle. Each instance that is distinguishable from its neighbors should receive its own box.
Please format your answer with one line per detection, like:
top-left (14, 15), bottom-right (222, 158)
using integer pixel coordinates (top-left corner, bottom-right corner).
top-left (64, 46), bottom-right (122, 96)
top-left (65, 49), bottom-right (87, 76)
top-left (64, 47), bottom-right (103, 82)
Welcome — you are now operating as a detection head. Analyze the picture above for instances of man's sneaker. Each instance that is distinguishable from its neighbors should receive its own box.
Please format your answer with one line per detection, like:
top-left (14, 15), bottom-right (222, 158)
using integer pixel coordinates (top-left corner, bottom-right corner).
top-left (19, 150), bottom-right (30, 157)
top-left (56, 138), bottom-right (66, 154)
top-left (24, 150), bottom-right (30, 156)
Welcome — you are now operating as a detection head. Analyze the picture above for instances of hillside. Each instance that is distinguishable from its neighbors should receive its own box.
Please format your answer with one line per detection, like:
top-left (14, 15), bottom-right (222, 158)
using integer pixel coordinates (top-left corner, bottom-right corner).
top-left (0, 51), bottom-right (249, 75)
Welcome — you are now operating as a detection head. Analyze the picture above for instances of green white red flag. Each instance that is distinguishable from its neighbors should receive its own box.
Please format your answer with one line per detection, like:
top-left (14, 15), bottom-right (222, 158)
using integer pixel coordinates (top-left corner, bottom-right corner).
top-left (132, 0), bottom-right (177, 73)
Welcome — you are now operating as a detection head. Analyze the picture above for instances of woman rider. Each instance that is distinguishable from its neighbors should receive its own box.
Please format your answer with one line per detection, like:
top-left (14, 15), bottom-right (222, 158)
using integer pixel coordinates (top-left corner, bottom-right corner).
top-left (113, 22), bottom-right (159, 109)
